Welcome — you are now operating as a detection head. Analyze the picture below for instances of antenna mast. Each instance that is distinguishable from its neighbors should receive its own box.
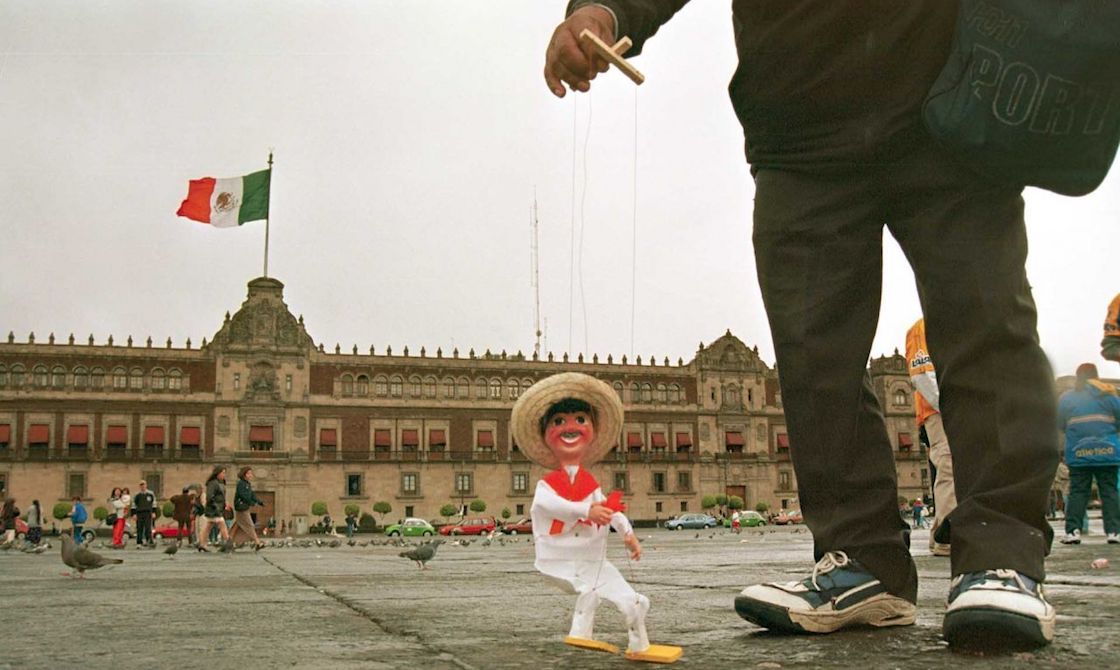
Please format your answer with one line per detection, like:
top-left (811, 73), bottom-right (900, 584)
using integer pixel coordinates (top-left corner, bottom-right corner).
top-left (531, 194), bottom-right (543, 359)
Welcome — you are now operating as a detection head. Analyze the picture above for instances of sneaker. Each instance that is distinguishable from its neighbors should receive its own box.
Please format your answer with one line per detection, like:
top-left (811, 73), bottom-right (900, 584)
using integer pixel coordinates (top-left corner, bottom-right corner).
top-left (1059, 530), bottom-right (1081, 545)
top-left (734, 551), bottom-right (916, 633)
top-left (1108, 533), bottom-right (1119, 545)
top-left (943, 569), bottom-right (1055, 651)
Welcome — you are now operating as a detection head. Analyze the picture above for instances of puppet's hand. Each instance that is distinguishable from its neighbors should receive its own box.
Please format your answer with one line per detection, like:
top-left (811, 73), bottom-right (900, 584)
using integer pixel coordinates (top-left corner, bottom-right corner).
top-left (624, 532), bottom-right (641, 561)
top-left (588, 504), bottom-right (613, 526)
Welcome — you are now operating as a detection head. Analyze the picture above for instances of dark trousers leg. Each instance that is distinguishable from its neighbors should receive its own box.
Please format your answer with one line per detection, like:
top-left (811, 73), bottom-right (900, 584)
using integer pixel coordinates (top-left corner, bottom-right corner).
top-left (754, 167), bottom-right (917, 602)
top-left (886, 143), bottom-right (1057, 582)
top-left (1066, 469), bottom-right (1092, 535)
top-left (1098, 467), bottom-right (1120, 535)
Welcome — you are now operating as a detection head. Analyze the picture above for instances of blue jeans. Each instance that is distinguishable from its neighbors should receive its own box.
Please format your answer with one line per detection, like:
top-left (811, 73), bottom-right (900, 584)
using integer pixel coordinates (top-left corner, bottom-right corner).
top-left (73, 525), bottom-right (83, 540)
top-left (1066, 466), bottom-right (1120, 535)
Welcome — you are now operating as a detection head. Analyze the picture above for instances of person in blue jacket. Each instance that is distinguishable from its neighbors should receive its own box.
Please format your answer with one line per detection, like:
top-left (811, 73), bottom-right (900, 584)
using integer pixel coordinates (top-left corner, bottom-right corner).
top-left (1057, 363), bottom-right (1120, 545)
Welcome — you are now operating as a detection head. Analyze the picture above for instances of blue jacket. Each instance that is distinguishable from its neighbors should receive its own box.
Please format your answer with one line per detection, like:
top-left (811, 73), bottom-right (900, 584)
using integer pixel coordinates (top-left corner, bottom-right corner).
top-left (71, 502), bottom-right (88, 524)
top-left (1058, 382), bottom-right (1120, 468)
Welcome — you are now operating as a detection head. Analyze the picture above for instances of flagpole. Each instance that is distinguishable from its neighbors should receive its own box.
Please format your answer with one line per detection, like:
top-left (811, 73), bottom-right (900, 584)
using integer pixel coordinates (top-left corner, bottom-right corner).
top-left (264, 151), bottom-right (273, 278)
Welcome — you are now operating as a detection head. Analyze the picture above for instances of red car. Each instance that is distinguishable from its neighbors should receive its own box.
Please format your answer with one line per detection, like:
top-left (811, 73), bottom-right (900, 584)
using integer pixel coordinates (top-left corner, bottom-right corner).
top-left (501, 518), bottom-right (533, 535)
top-left (439, 516), bottom-right (497, 536)
top-left (152, 522), bottom-right (189, 540)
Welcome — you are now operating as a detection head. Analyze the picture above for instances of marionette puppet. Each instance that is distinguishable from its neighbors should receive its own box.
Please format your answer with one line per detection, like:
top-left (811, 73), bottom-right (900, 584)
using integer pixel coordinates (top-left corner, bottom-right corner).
top-left (511, 372), bottom-right (682, 664)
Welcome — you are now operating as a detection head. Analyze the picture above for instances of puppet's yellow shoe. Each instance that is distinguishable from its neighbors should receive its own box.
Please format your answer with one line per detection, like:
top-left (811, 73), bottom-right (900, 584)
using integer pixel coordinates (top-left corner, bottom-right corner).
top-left (625, 644), bottom-right (683, 664)
top-left (564, 636), bottom-right (620, 654)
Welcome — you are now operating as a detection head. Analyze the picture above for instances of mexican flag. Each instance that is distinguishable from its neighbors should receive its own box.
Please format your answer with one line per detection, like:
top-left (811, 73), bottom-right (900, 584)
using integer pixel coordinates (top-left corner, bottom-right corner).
top-left (176, 169), bottom-right (270, 227)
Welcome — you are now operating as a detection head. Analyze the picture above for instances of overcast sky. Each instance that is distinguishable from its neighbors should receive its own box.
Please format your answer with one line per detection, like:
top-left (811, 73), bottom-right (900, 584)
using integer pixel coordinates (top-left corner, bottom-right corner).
top-left (1, 1), bottom-right (1116, 377)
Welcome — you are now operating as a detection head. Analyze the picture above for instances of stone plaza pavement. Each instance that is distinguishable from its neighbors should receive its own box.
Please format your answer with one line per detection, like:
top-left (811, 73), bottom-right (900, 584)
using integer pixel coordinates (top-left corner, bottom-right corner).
top-left (0, 520), bottom-right (1117, 670)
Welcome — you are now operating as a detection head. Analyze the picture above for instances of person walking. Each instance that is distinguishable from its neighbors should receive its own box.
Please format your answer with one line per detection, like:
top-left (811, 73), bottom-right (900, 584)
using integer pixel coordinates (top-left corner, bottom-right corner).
top-left (229, 466), bottom-right (265, 550)
top-left (1, 498), bottom-right (19, 544)
top-left (169, 487), bottom-right (196, 545)
top-left (109, 487), bottom-right (126, 548)
top-left (24, 499), bottom-right (44, 546)
top-left (196, 466), bottom-right (231, 551)
top-left (911, 499), bottom-right (926, 529)
top-left (345, 511), bottom-right (358, 539)
top-left (69, 496), bottom-right (88, 541)
top-left (133, 480), bottom-right (156, 547)
top-left (1057, 364), bottom-right (1120, 545)
top-left (546, 0), bottom-right (1059, 651)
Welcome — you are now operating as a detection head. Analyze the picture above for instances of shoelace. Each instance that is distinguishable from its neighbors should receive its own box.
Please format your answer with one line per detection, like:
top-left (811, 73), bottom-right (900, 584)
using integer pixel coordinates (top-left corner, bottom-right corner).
top-left (810, 551), bottom-right (850, 590)
top-left (951, 568), bottom-right (1031, 593)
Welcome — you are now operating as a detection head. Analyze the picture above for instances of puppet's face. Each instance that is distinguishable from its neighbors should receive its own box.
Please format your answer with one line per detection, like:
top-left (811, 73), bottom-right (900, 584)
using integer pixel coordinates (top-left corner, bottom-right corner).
top-left (544, 411), bottom-right (595, 467)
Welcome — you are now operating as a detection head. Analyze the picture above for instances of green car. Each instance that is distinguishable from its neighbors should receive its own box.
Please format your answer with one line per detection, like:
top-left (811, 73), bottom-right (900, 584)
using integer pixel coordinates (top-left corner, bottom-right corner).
top-left (384, 517), bottom-right (436, 537)
top-left (722, 511), bottom-right (768, 528)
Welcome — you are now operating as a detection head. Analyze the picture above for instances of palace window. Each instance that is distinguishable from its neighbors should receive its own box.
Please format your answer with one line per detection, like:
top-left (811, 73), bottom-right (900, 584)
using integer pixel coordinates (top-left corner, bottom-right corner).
top-left (248, 425), bottom-right (273, 452)
top-left (389, 376), bottom-right (403, 397)
top-left (401, 472), bottom-right (419, 495)
top-left (74, 367), bottom-right (88, 389)
top-left (455, 473), bottom-right (473, 495)
top-left (52, 366), bottom-right (66, 388)
top-left (167, 369), bottom-right (182, 390)
top-left (129, 368), bottom-right (144, 390)
top-left (150, 369), bottom-right (165, 390)
top-left (652, 472), bottom-right (667, 493)
top-left (33, 365), bottom-right (48, 387)
top-left (374, 376), bottom-right (388, 397)
top-left (512, 472), bottom-right (529, 494)
top-left (346, 473), bottom-right (363, 497)
top-left (90, 367), bottom-right (104, 389)
top-left (356, 375), bottom-right (369, 396)
top-left (341, 374), bottom-right (353, 395)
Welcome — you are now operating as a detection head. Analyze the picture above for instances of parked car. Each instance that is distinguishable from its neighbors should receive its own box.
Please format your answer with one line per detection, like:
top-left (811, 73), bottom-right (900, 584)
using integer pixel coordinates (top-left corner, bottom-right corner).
top-left (439, 516), bottom-right (497, 536)
top-left (501, 518), bottom-right (533, 535)
top-left (665, 513), bottom-right (719, 530)
top-left (771, 509), bottom-right (803, 525)
top-left (152, 523), bottom-right (188, 540)
top-left (723, 511), bottom-right (768, 528)
top-left (786, 510), bottom-right (803, 524)
top-left (79, 521), bottom-right (135, 544)
top-left (384, 518), bottom-right (436, 537)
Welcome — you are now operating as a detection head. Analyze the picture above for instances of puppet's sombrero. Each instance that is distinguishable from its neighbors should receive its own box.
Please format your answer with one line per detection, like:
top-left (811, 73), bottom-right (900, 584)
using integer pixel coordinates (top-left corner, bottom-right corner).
top-left (510, 372), bottom-right (623, 470)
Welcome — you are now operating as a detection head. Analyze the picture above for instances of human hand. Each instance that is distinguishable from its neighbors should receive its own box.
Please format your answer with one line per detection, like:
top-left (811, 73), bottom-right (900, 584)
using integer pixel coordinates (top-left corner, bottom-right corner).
top-left (624, 532), bottom-right (641, 561)
top-left (544, 5), bottom-right (616, 97)
top-left (588, 504), bottom-right (613, 526)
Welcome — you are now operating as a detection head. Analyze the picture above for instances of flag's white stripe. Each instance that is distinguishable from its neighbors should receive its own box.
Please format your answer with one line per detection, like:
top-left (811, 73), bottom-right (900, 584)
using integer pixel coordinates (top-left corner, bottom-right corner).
top-left (208, 176), bottom-right (244, 228)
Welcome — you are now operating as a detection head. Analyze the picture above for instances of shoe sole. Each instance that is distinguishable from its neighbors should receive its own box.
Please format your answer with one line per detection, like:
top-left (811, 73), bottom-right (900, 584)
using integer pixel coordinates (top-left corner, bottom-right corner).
top-left (734, 593), bottom-right (916, 634)
top-left (944, 608), bottom-right (1054, 651)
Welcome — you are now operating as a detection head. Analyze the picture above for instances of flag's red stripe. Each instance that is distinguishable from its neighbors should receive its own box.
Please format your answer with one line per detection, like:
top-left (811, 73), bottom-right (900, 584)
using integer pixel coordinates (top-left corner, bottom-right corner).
top-left (176, 177), bottom-right (216, 223)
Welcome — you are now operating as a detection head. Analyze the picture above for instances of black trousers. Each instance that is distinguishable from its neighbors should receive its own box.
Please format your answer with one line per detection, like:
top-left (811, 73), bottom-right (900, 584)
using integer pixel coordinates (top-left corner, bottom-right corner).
top-left (752, 138), bottom-right (1058, 602)
top-left (136, 512), bottom-right (153, 545)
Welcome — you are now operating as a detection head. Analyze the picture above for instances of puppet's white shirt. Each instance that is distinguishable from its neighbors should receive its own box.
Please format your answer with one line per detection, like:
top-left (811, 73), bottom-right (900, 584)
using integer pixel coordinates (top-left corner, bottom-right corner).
top-left (531, 465), bottom-right (633, 562)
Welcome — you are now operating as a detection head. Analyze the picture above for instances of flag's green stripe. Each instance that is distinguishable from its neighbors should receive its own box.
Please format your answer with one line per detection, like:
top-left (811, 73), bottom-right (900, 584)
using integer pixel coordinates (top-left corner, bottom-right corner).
top-left (238, 169), bottom-right (271, 224)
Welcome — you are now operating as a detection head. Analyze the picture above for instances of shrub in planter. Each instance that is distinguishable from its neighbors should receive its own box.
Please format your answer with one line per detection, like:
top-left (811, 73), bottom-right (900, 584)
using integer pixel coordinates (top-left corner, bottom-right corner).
top-left (469, 499), bottom-right (487, 514)
top-left (754, 501), bottom-right (770, 514)
top-left (344, 503), bottom-right (360, 518)
top-left (93, 506), bottom-right (109, 522)
top-left (358, 513), bottom-right (377, 532)
top-left (372, 501), bottom-right (392, 524)
top-left (161, 502), bottom-right (174, 519)
top-left (311, 501), bottom-right (328, 516)
top-left (728, 495), bottom-right (744, 511)
top-left (501, 507), bottom-right (511, 520)
top-left (701, 495), bottom-right (719, 511)
top-left (52, 502), bottom-right (72, 520)
top-left (439, 504), bottom-right (457, 522)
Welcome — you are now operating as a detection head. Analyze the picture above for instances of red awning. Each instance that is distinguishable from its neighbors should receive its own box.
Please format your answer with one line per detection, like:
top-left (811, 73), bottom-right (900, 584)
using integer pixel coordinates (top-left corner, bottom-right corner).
top-left (180, 426), bottom-right (201, 445)
top-left (374, 429), bottom-right (392, 447)
top-left (106, 425), bottom-right (127, 443)
top-left (249, 425), bottom-right (273, 442)
top-left (626, 432), bottom-right (643, 448)
top-left (429, 429), bottom-right (446, 446)
top-left (725, 431), bottom-right (744, 447)
top-left (675, 432), bottom-right (692, 447)
top-left (67, 425), bottom-right (89, 444)
top-left (143, 426), bottom-right (165, 444)
top-left (28, 424), bottom-right (49, 443)
top-left (776, 433), bottom-right (790, 449)
top-left (477, 430), bottom-right (494, 447)
top-left (320, 428), bottom-right (337, 446)
top-left (898, 433), bottom-right (914, 447)
top-left (0, 424), bottom-right (10, 442)
top-left (401, 429), bottom-right (419, 446)
top-left (650, 432), bottom-right (667, 448)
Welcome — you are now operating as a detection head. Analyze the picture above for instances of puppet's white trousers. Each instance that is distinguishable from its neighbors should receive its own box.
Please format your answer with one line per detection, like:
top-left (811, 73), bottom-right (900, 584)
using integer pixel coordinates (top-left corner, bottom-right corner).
top-left (537, 558), bottom-right (650, 652)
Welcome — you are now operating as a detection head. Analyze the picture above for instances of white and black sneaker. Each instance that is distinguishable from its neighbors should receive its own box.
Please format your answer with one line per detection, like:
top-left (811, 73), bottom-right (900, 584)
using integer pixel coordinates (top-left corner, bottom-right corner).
top-left (734, 551), bottom-right (916, 633)
top-left (1059, 530), bottom-right (1081, 545)
top-left (1107, 533), bottom-right (1119, 545)
top-left (943, 569), bottom-right (1055, 651)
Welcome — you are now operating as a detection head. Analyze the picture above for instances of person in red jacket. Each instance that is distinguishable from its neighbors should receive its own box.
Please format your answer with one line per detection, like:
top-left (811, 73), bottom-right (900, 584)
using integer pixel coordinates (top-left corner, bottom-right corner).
top-left (545, 0), bottom-right (1058, 652)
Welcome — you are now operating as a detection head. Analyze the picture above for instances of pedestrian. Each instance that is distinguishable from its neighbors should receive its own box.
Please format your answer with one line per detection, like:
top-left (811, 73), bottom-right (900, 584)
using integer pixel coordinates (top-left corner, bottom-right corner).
top-left (1102, 293), bottom-right (1120, 363)
top-left (731, 510), bottom-right (741, 534)
top-left (69, 496), bottom-right (88, 541)
top-left (911, 499), bottom-right (926, 529)
top-left (1057, 363), bottom-right (1120, 545)
top-left (196, 466), bottom-right (231, 551)
top-left (108, 487), bottom-right (126, 548)
top-left (546, 0), bottom-right (1059, 651)
top-left (267, 517), bottom-right (276, 537)
top-left (169, 487), bottom-right (196, 545)
top-left (133, 480), bottom-right (156, 547)
top-left (24, 499), bottom-right (44, 546)
top-left (1, 498), bottom-right (19, 544)
top-left (191, 487), bottom-right (206, 545)
top-left (279, 519), bottom-right (286, 536)
top-left (512, 372), bottom-right (681, 662)
top-left (345, 511), bottom-right (357, 539)
top-left (229, 466), bottom-right (265, 551)
top-left (906, 318), bottom-right (956, 556)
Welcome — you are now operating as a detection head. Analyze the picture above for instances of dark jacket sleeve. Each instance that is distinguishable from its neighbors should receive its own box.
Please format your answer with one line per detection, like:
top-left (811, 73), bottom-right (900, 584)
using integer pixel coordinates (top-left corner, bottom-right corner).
top-left (567, 0), bottom-right (691, 55)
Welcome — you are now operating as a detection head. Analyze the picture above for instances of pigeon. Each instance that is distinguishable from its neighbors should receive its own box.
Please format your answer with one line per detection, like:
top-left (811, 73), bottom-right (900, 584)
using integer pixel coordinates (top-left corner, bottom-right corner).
top-left (164, 543), bottom-right (179, 559)
top-left (399, 539), bottom-right (444, 570)
top-left (328, 538), bottom-right (341, 548)
top-left (60, 534), bottom-right (122, 578)
top-left (347, 539), bottom-right (356, 547)
top-left (27, 543), bottom-right (50, 555)
top-left (218, 539), bottom-right (235, 555)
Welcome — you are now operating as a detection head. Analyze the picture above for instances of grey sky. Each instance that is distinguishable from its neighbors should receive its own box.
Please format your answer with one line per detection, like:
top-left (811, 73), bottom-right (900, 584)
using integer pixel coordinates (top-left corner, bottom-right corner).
top-left (1, 1), bottom-right (1116, 376)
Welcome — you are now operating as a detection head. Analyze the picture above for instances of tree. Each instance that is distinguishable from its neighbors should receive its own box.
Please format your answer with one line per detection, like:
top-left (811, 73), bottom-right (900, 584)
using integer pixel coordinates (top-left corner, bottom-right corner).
top-left (311, 501), bottom-right (328, 516)
top-left (93, 506), bottom-right (108, 522)
top-left (439, 504), bottom-right (457, 521)
top-left (344, 503), bottom-right (361, 517)
top-left (754, 501), bottom-right (770, 514)
top-left (358, 513), bottom-right (376, 531)
top-left (469, 499), bottom-right (487, 514)
top-left (701, 495), bottom-right (719, 511)
top-left (501, 507), bottom-right (512, 520)
top-left (52, 502), bottom-right (72, 520)
top-left (161, 501), bottom-right (174, 519)
top-left (728, 496), bottom-right (744, 511)
top-left (372, 501), bottom-right (392, 523)
top-left (715, 494), bottom-right (729, 507)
